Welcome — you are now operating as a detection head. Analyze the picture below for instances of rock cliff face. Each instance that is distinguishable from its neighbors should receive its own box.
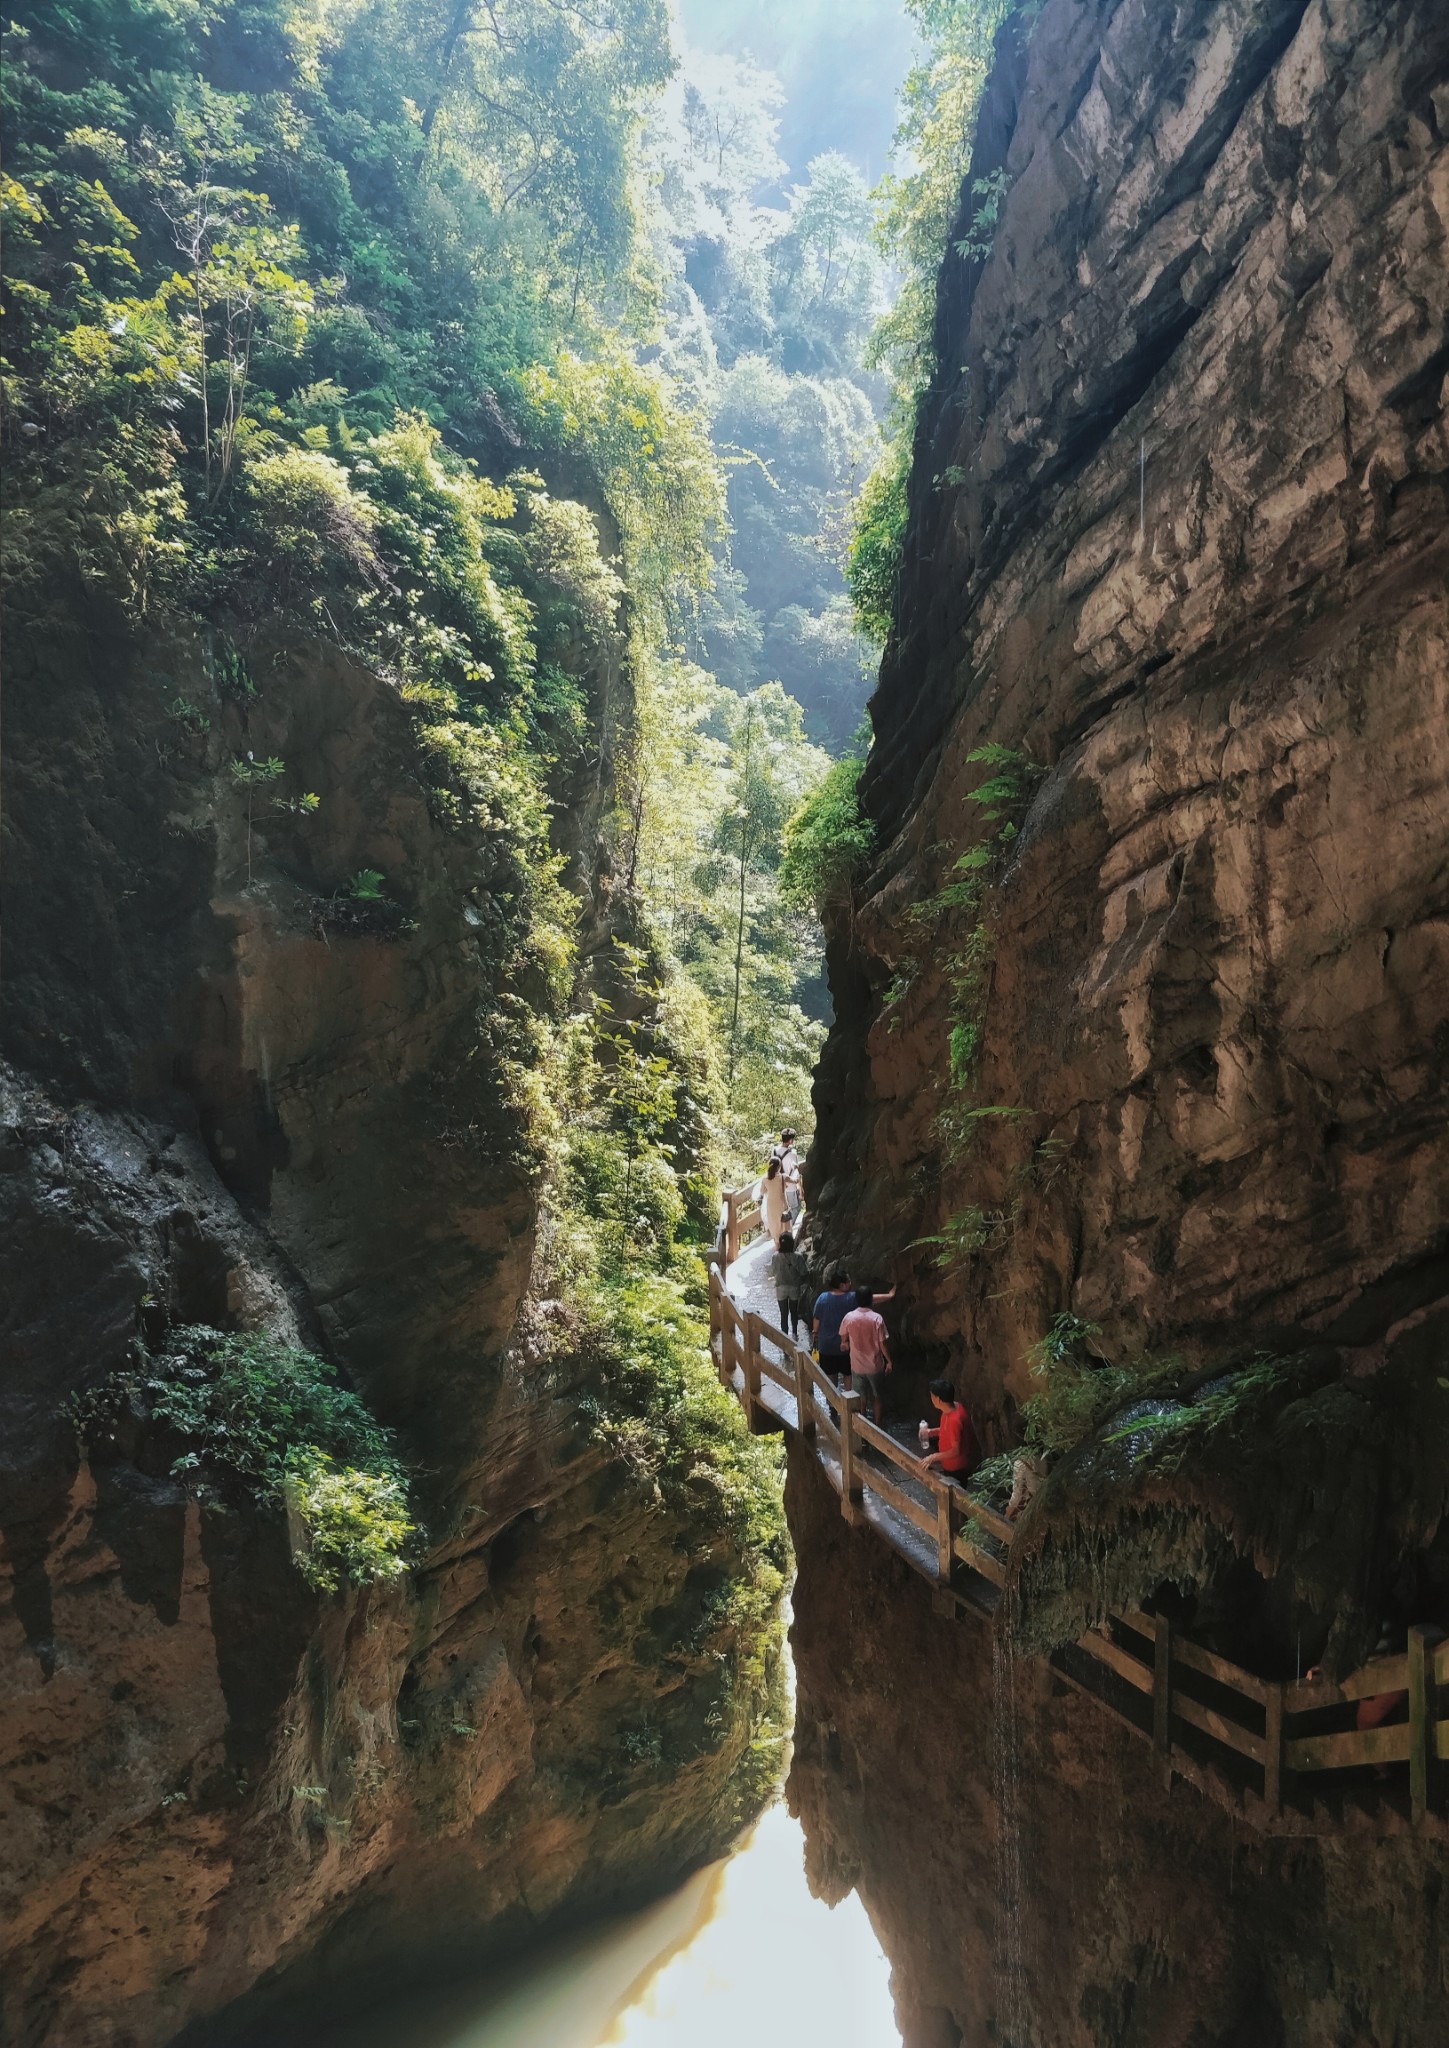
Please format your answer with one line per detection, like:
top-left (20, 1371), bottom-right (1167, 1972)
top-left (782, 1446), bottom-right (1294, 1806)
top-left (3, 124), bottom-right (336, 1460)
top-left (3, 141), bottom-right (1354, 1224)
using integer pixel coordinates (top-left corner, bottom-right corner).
top-left (798, 0), bottom-right (1449, 2038)
top-left (0, 612), bottom-right (774, 2046)
top-left (787, 1445), bottom-right (1449, 2048)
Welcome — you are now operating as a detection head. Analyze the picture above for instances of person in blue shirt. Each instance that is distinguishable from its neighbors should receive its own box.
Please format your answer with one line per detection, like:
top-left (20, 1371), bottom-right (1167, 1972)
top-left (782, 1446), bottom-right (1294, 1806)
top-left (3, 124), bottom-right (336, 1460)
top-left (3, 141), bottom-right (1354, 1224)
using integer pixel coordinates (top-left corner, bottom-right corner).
top-left (812, 1264), bottom-right (896, 1389)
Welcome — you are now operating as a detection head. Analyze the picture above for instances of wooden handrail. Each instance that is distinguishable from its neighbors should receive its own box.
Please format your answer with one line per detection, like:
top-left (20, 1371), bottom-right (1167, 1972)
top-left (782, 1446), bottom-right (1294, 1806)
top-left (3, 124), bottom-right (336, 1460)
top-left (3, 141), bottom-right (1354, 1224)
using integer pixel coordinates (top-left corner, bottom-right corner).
top-left (1173, 1633), bottom-right (1269, 1706)
top-left (855, 1412), bottom-right (936, 1483)
top-left (710, 1188), bottom-right (1448, 1831)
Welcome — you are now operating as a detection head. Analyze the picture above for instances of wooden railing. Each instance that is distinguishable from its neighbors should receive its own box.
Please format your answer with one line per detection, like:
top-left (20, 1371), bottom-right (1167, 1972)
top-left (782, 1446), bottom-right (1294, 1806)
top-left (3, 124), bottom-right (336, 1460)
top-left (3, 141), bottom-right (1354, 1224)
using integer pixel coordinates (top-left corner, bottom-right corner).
top-left (719, 1183), bottom-right (764, 1269)
top-left (709, 1197), bottom-right (1449, 1834)
top-left (711, 1265), bottom-right (997, 1603)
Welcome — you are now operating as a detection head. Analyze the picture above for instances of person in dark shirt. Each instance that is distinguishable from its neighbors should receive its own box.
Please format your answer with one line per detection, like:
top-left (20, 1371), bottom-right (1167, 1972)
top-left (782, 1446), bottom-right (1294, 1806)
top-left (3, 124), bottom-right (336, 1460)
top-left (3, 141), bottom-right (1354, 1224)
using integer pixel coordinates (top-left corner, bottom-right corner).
top-left (812, 1265), bottom-right (896, 1389)
top-left (920, 1377), bottom-right (978, 1484)
top-left (769, 1231), bottom-right (808, 1337)
top-left (811, 1268), bottom-right (856, 1389)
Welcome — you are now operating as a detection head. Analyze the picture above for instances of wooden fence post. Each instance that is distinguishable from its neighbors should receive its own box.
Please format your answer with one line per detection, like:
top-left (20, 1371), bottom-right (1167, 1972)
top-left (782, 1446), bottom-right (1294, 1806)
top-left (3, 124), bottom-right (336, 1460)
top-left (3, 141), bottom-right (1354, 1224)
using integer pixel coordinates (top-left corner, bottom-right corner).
top-left (1409, 1625), bottom-right (1434, 1824)
top-left (721, 1293), bottom-right (739, 1392)
top-left (935, 1479), bottom-right (955, 1586)
top-left (725, 1192), bottom-right (739, 1270)
top-left (709, 1266), bottom-right (726, 1384)
top-left (1263, 1682), bottom-right (1284, 1819)
top-left (839, 1390), bottom-right (863, 1524)
top-left (1153, 1613), bottom-right (1173, 1790)
top-left (742, 1311), bottom-right (762, 1434)
top-left (794, 1344), bottom-right (815, 1440)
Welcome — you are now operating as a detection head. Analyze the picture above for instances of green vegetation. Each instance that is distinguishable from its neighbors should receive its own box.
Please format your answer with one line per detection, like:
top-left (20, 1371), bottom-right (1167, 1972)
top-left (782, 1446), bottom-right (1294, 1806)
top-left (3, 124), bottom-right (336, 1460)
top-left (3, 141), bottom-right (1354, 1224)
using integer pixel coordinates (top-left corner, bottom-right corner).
top-left (284, 1451), bottom-right (414, 1596)
top-left (904, 743), bottom-right (1041, 1116)
top-left (649, 57), bottom-right (886, 747)
top-left (2, 0), bottom-right (869, 1182)
top-left (627, 668), bottom-right (830, 1169)
top-left (9, 0), bottom-right (860, 1758)
top-left (1008, 1337), bottom-right (1449, 1674)
top-left (780, 741), bottom-right (873, 925)
top-left (584, 1275), bottom-right (787, 1577)
top-left (848, 0), bottom-right (1024, 642)
top-left (1018, 1314), bottom-right (1175, 1458)
top-left (71, 1327), bottom-right (414, 1593)
top-left (1017, 1314), bottom-right (1337, 1477)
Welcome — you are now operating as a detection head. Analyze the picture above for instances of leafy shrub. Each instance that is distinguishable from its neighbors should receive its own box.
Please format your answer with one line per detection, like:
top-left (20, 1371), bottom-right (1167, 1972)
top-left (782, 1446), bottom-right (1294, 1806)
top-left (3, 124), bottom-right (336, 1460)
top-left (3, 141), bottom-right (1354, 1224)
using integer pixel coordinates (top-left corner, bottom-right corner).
top-left (846, 439), bottom-right (909, 642)
top-left (233, 445), bottom-right (378, 606)
top-left (515, 351), bottom-right (723, 622)
top-left (284, 1450), bottom-right (413, 1595)
top-left (1020, 1316), bottom-right (1184, 1458)
top-left (72, 1327), bottom-right (414, 1593)
top-left (780, 751), bottom-right (872, 920)
top-left (912, 1203), bottom-right (1011, 1270)
top-left (586, 1271), bottom-right (788, 1572)
top-left (347, 413), bottom-right (533, 708)
top-left (567, 1129), bottom-right (686, 1258)
top-left (509, 483), bottom-right (624, 654)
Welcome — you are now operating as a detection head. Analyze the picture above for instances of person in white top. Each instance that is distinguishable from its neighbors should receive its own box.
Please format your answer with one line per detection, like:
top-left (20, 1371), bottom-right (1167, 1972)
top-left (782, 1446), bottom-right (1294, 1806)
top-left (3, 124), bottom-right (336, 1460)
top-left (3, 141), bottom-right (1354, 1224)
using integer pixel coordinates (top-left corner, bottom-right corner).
top-left (775, 1128), bottom-right (803, 1221)
top-left (757, 1157), bottom-right (791, 1247)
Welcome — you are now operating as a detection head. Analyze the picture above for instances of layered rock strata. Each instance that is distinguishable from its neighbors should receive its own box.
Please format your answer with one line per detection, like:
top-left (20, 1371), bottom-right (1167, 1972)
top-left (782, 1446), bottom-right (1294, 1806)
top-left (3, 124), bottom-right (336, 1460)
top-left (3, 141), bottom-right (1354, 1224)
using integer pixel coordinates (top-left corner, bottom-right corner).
top-left (799, 0), bottom-right (1449, 2037)
top-left (813, 0), bottom-right (1449, 1543)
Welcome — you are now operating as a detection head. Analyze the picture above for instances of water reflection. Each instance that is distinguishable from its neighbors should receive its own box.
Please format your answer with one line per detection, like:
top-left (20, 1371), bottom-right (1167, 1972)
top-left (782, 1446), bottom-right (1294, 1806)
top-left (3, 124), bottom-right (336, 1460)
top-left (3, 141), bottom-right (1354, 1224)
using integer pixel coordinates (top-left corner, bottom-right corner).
top-left (324, 1804), bottom-right (899, 2048)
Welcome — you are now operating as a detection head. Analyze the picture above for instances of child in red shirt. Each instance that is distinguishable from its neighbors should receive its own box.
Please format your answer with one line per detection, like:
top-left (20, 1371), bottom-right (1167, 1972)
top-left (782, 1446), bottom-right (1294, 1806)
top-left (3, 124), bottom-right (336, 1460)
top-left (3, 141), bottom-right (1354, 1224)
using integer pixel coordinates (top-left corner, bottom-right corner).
top-left (921, 1377), bottom-right (978, 1483)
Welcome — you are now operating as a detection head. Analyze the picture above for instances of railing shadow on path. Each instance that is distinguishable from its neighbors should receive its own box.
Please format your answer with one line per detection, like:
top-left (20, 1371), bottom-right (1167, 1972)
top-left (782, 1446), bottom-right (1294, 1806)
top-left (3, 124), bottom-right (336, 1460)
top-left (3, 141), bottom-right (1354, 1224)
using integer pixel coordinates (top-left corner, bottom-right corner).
top-left (711, 1185), bottom-right (1449, 1840)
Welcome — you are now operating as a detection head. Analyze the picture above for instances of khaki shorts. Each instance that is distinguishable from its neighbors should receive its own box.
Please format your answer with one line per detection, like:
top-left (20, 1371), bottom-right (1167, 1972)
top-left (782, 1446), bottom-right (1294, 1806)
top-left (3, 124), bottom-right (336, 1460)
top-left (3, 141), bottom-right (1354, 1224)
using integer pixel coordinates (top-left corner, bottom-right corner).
top-left (851, 1370), bottom-right (884, 1400)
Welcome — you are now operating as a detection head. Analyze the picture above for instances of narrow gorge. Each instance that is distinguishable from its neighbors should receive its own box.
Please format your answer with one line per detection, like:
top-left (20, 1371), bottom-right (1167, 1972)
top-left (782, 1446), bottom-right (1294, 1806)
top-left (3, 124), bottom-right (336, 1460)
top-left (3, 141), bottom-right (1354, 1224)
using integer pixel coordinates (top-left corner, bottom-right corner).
top-left (3, 1), bottom-right (1448, 2045)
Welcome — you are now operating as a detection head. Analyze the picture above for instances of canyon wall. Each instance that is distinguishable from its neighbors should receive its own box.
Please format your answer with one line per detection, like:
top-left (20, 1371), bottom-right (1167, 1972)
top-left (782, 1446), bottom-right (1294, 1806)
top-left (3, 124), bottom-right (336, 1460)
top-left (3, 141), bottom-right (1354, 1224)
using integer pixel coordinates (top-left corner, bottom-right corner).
top-left (0, 610), bottom-right (778, 2046)
top-left (787, 1444), bottom-right (1449, 2048)
top-left (798, 0), bottom-right (1449, 2038)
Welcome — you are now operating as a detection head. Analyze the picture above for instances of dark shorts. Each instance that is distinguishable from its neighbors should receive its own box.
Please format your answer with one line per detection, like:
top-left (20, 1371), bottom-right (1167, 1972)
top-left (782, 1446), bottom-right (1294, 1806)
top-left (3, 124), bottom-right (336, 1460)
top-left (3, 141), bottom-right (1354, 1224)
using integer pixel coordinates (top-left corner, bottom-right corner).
top-left (851, 1370), bottom-right (884, 1401)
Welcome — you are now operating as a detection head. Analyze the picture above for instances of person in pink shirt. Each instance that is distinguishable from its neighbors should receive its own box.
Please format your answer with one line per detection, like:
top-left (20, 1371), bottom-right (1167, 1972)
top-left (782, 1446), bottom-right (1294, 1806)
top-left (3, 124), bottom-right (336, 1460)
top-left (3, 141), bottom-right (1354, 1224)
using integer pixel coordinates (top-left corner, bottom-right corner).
top-left (839, 1287), bottom-right (892, 1424)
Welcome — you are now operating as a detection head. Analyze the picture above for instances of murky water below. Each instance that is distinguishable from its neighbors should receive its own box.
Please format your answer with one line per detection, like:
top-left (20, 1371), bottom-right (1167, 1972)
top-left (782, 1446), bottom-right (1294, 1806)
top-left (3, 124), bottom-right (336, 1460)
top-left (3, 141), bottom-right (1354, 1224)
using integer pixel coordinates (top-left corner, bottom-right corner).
top-left (321, 1803), bottom-right (899, 2048)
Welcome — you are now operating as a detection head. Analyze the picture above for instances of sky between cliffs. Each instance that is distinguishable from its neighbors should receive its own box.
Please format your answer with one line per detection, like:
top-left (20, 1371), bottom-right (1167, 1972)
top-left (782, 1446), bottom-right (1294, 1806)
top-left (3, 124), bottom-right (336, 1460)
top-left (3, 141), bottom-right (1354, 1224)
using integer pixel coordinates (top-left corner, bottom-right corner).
top-left (675, 0), bottom-right (918, 188)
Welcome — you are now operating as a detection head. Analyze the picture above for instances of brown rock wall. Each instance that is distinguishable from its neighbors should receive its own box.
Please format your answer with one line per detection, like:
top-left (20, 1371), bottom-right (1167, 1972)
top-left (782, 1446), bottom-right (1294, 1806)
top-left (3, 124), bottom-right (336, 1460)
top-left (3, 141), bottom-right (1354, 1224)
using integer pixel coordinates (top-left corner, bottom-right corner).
top-left (0, 614), bottom-right (775, 2045)
top-left (812, 0), bottom-right (1449, 1439)
top-left (786, 1441), bottom-right (1449, 2048)
top-left (798, 0), bottom-right (1449, 2038)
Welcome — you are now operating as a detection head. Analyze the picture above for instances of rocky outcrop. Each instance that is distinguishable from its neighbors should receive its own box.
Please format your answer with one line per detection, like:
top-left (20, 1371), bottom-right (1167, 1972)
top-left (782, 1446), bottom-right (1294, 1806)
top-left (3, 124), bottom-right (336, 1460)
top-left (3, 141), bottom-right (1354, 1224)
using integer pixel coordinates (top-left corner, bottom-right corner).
top-left (798, 0), bottom-right (1449, 2037)
top-left (0, 612), bottom-right (777, 2046)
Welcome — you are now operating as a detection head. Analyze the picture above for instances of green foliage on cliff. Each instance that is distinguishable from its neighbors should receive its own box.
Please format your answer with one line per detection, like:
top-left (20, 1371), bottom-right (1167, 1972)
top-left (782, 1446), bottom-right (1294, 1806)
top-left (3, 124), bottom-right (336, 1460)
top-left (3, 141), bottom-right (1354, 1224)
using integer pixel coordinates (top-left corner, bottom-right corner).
top-left (3, 0), bottom-right (839, 1181)
top-left (625, 666), bottom-right (830, 1172)
top-left (847, 0), bottom-right (1024, 641)
top-left (1008, 1342), bottom-right (1449, 1676)
top-left (779, 744), bottom-right (872, 922)
top-left (590, 1273), bottom-right (787, 1571)
top-left (10, 0), bottom-right (820, 1778)
top-left (72, 1327), bottom-right (415, 1593)
top-left (903, 742), bottom-right (1041, 1112)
